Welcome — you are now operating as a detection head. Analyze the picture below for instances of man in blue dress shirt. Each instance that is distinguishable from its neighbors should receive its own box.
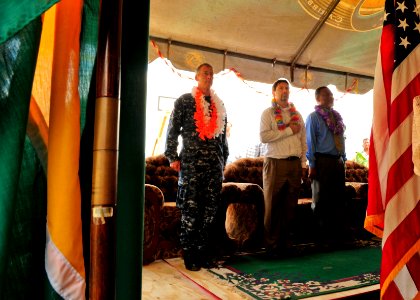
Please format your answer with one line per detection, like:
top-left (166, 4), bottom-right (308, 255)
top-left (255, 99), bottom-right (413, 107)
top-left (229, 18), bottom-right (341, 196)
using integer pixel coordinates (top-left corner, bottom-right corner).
top-left (306, 86), bottom-right (347, 244)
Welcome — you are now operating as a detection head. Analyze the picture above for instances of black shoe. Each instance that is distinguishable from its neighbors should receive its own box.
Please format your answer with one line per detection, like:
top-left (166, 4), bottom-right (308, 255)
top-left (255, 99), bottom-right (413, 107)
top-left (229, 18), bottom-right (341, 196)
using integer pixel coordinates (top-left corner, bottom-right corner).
top-left (184, 260), bottom-right (201, 271)
top-left (277, 246), bottom-right (294, 258)
top-left (264, 247), bottom-right (279, 259)
top-left (184, 251), bottom-right (201, 271)
top-left (201, 257), bottom-right (218, 269)
top-left (265, 245), bottom-right (293, 259)
top-left (198, 247), bottom-right (219, 268)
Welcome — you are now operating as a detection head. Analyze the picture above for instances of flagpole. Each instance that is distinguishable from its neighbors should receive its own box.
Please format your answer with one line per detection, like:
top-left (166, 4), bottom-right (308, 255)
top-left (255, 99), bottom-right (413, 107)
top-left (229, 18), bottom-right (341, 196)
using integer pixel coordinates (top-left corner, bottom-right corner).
top-left (89, 0), bottom-right (122, 298)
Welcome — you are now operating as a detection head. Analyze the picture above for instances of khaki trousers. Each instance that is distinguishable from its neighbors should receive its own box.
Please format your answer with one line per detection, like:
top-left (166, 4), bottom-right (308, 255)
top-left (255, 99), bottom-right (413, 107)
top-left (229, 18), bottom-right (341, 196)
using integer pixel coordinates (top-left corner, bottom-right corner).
top-left (262, 157), bottom-right (302, 250)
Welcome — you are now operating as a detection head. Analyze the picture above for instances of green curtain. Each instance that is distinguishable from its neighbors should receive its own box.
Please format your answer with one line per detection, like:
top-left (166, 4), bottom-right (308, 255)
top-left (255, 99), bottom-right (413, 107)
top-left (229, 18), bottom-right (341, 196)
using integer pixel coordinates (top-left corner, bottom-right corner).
top-left (2, 137), bottom-right (49, 299)
top-left (79, 0), bottom-right (99, 130)
top-left (0, 0), bottom-right (58, 44)
top-left (0, 0), bottom-right (99, 298)
top-left (0, 17), bottom-right (43, 295)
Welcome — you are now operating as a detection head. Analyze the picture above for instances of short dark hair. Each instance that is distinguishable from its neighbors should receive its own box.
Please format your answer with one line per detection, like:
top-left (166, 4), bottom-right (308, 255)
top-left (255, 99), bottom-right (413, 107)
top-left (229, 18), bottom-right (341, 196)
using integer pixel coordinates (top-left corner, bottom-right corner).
top-left (196, 63), bottom-right (213, 73)
top-left (272, 79), bottom-right (289, 92)
top-left (315, 86), bottom-right (328, 98)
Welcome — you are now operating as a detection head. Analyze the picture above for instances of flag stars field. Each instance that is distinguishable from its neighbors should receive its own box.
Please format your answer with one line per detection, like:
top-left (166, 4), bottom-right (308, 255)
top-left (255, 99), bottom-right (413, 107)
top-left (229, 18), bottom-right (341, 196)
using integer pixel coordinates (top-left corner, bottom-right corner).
top-left (398, 18), bottom-right (409, 30)
top-left (414, 4), bottom-right (420, 16)
top-left (399, 36), bottom-right (411, 48)
top-left (396, 1), bottom-right (408, 13)
top-left (415, 21), bottom-right (420, 32)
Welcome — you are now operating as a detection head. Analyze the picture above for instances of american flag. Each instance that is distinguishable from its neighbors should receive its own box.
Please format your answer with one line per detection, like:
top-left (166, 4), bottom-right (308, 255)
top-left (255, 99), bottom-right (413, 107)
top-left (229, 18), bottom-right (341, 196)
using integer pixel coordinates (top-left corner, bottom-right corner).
top-left (366, 0), bottom-right (420, 299)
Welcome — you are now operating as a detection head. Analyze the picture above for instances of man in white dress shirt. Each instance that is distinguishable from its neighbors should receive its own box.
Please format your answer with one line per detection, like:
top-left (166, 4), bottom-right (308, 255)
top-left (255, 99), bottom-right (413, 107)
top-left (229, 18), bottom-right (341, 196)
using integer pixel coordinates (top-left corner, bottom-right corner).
top-left (260, 78), bottom-right (307, 256)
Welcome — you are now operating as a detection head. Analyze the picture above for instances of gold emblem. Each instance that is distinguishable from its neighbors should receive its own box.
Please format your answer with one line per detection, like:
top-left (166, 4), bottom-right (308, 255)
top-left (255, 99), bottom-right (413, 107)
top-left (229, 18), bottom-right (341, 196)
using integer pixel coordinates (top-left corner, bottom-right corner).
top-left (298, 0), bottom-right (384, 32)
top-left (185, 51), bottom-right (206, 70)
top-left (299, 71), bottom-right (314, 88)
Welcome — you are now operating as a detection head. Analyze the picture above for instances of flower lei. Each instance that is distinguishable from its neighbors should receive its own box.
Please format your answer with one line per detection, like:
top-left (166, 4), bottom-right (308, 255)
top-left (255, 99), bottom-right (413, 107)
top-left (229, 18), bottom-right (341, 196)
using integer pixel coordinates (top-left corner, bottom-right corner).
top-left (315, 105), bottom-right (345, 135)
top-left (192, 87), bottom-right (226, 140)
top-left (271, 99), bottom-right (300, 131)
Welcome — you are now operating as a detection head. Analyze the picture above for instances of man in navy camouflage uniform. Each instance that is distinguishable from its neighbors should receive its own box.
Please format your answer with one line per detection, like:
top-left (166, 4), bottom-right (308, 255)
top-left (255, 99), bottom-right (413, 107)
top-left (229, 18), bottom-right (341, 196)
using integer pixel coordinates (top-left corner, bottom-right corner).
top-left (165, 63), bottom-right (229, 271)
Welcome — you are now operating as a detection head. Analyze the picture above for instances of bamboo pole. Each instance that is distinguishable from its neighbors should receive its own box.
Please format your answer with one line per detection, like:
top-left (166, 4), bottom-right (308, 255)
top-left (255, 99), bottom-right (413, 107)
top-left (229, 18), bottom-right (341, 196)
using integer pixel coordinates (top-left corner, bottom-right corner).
top-left (89, 0), bottom-right (122, 298)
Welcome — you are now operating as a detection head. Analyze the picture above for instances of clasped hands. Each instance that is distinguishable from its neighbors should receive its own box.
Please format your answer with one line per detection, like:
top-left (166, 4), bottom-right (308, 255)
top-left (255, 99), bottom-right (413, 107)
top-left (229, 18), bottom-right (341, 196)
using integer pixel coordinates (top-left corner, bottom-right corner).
top-left (289, 123), bottom-right (301, 134)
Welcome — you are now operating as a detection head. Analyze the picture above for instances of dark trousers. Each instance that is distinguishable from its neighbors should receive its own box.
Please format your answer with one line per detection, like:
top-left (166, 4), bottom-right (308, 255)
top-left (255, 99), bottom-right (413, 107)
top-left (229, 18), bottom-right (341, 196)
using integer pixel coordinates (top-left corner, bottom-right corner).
top-left (263, 157), bottom-right (302, 250)
top-left (311, 155), bottom-right (346, 240)
top-left (177, 168), bottom-right (223, 253)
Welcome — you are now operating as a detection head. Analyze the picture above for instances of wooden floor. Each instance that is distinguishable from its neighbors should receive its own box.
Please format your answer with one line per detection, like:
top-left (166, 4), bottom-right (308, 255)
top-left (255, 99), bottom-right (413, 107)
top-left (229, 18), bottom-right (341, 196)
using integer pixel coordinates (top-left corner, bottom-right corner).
top-left (142, 258), bottom-right (380, 300)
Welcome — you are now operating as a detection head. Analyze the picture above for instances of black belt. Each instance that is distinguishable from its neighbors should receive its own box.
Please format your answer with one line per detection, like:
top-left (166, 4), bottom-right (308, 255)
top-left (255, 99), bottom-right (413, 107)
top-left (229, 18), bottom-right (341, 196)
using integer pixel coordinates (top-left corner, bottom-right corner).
top-left (315, 153), bottom-right (341, 159)
top-left (280, 156), bottom-right (300, 161)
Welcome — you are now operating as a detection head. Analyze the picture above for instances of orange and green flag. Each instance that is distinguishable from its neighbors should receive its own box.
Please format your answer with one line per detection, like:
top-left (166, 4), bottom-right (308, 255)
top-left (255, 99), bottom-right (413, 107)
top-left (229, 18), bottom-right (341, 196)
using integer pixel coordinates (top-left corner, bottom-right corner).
top-left (1, 0), bottom-right (99, 298)
top-left (44, 0), bottom-right (86, 298)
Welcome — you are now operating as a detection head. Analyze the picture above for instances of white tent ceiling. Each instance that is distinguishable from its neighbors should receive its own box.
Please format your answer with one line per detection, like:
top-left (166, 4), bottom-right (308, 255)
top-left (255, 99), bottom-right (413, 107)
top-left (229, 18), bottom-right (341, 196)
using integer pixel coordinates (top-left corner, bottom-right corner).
top-left (149, 0), bottom-right (385, 93)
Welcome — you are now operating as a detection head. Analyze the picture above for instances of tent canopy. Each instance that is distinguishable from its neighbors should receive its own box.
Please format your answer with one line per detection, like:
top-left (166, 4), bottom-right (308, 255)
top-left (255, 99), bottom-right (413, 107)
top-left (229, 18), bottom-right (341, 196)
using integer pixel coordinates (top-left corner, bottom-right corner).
top-left (145, 58), bottom-right (374, 161)
top-left (149, 0), bottom-right (384, 93)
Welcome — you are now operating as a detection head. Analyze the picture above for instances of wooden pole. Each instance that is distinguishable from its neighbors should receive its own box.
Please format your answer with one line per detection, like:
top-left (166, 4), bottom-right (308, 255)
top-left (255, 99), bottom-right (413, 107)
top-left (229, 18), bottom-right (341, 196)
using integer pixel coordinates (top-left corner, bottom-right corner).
top-left (152, 113), bottom-right (169, 156)
top-left (89, 0), bottom-right (122, 298)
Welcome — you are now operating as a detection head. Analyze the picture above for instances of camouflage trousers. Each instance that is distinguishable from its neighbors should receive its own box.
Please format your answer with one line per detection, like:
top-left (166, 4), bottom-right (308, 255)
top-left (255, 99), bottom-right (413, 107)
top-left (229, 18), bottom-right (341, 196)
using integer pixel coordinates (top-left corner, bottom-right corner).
top-left (176, 168), bottom-right (223, 253)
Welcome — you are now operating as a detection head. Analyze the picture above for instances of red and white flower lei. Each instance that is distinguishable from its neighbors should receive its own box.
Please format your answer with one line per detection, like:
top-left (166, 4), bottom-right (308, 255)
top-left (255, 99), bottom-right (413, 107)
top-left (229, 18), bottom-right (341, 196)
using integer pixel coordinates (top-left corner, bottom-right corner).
top-left (192, 86), bottom-right (226, 140)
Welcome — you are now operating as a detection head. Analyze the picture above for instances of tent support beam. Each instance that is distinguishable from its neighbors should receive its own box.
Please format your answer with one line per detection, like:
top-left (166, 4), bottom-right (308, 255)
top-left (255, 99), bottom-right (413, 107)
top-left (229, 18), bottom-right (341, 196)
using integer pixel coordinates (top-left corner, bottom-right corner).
top-left (149, 35), bottom-right (374, 81)
top-left (289, 0), bottom-right (340, 82)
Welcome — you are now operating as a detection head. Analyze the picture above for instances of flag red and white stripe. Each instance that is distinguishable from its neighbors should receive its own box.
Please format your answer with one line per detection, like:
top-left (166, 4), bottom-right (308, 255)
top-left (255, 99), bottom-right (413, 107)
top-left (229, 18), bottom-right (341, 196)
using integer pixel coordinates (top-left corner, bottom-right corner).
top-left (366, 0), bottom-right (420, 299)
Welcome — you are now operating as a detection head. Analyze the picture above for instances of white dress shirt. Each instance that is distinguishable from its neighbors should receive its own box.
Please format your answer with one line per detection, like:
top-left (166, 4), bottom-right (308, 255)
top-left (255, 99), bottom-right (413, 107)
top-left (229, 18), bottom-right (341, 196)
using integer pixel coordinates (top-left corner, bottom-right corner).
top-left (260, 104), bottom-right (307, 168)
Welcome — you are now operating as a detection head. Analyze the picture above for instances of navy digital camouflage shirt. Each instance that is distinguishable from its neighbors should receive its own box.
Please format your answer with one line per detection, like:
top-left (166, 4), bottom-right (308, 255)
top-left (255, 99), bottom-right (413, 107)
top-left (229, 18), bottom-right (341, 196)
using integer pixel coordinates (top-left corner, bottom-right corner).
top-left (164, 93), bottom-right (229, 172)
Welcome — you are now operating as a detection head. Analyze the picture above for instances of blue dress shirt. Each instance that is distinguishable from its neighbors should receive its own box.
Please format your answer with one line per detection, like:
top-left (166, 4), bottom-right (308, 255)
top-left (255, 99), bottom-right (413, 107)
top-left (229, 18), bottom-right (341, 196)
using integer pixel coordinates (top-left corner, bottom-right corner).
top-left (305, 111), bottom-right (346, 168)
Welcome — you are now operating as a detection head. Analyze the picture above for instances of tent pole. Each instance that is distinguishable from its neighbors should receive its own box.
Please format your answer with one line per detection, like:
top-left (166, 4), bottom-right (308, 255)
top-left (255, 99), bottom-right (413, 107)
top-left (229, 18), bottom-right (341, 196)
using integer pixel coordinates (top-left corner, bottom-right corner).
top-left (149, 36), bottom-right (374, 81)
top-left (223, 50), bottom-right (228, 70)
top-left (289, 0), bottom-right (340, 82)
top-left (115, 0), bottom-right (150, 298)
top-left (89, 0), bottom-right (122, 298)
